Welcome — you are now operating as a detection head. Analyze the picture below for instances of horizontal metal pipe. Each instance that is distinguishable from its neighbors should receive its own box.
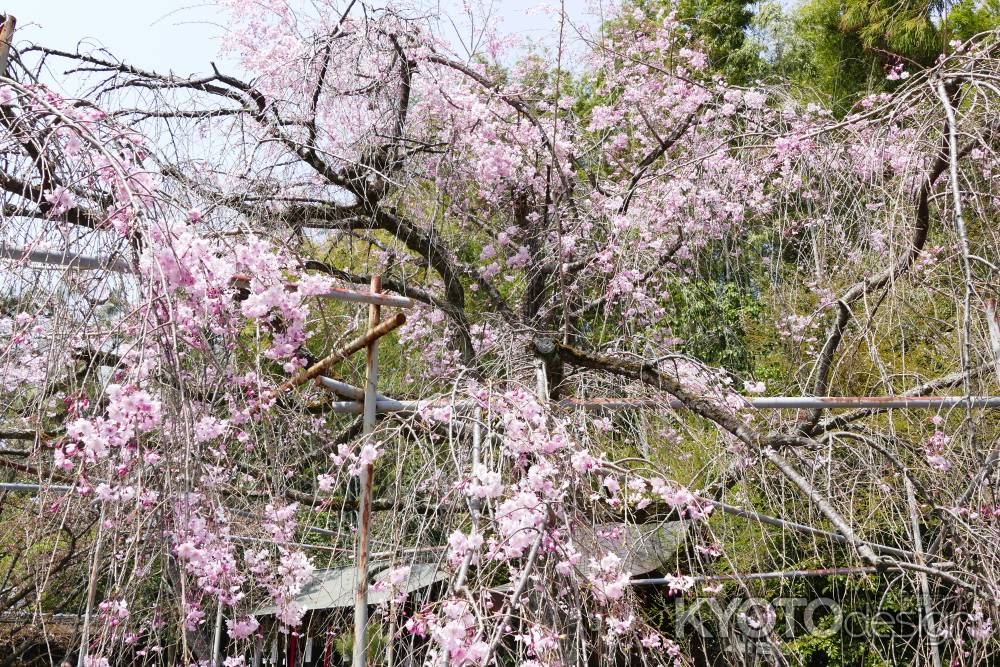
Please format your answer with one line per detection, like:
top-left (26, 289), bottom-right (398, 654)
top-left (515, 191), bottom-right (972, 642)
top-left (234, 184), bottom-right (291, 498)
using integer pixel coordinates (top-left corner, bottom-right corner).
top-left (744, 396), bottom-right (1000, 409)
top-left (320, 287), bottom-right (413, 308)
top-left (0, 250), bottom-right (422, 310)
top-left (0, 245), bottom-right (131, 273)
top-left (324, 399), bottom-right (412, 414)
top-left (317, 376), bottom-right (388, 402)
top-left (322, 395), bottom-right (1000, 414)
top-left (630, 566), bottom-right (880, 587)
top-left (0, 612), bottom-right (85, 621)
top-left (230, 535), bottom-right (345, 553)
top-left (563, 396), bottom-right (1000, 410)
top-left (0, 482), bottom-right (73, 494)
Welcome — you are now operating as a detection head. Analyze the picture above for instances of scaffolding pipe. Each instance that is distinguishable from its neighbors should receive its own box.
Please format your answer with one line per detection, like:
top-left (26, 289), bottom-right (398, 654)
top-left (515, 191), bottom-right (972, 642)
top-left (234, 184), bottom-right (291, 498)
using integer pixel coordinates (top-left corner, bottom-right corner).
top-left (0, 245), bottom-right (131, 273)
top-left (321, 287), bottom-right (414, 309)
top-left (275, 312), bottom-right (405, 395)
top-left (0, 248), bottom-right (424, 314)
top-left (316, 376), bottom-right (391, 402)
top-left (78, 506), bottom-right (106, 667)
top-left (0, 482), bottom-right (72, 494)
top-left (318, 394), bottom-right (1000, 414)
top-left (563, 396), bottom-right (1000, 410)
top-left (705, 498), bottom-right (913, 559)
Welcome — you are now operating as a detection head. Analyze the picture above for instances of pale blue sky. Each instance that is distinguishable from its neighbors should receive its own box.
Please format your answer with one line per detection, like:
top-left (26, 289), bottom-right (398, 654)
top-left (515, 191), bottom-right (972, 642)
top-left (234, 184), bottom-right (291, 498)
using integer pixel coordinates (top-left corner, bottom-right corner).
top-left (6, 1), bottom-right (236, 76)
top-left (5, 1), bottom-right (601, 79)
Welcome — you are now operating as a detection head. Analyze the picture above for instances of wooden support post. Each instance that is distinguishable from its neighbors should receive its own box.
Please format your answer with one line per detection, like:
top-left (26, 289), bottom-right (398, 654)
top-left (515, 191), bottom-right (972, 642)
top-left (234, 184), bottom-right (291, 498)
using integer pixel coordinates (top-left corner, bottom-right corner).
top-left (353, 275), bottom-right (381, 667)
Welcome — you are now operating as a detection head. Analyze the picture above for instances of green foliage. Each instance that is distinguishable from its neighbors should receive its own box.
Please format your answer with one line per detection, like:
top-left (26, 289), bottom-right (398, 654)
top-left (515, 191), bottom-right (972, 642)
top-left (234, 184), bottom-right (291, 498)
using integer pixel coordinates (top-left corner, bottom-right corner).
top-left (662, 279), bottom-right (765, 373)
top-left (948, 0), bottom-right (1000, 40)
top-left (759, 0), bottom-right (1000, 112)
top-left (785, 0), bottom-right (881, 111)
top-left (334, 620), bottom-right (390, 665)
top-left (671, 0), bottom-right (762, 82)
top-left (607, 0), bottom-right (763, 81)
top-left (840, 0), bottom-right (944, 58)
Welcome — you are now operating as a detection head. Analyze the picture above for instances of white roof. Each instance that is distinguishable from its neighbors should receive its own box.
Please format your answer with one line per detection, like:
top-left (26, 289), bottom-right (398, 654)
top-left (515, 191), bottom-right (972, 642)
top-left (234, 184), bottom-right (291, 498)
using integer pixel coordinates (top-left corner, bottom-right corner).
top-left (255, 561), bottom-right (448, 615)
top-left (572, 521), bottom-right (687, 575)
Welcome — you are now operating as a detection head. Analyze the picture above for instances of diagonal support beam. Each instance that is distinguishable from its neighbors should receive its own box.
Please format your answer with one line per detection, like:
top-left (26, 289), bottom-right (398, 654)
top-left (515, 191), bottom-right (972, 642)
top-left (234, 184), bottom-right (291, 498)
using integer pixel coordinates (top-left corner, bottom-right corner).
top-left (274, 312), bottom-right (405, 395)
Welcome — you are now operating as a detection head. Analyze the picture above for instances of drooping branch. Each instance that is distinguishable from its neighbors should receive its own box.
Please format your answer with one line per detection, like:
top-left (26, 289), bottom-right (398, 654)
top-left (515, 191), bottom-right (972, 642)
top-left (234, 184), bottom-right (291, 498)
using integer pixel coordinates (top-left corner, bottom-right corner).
top-left (618, 106), bottom-right (703, 216)
top-left (0, 169), bottom-right (105, 228)
top-left (535, 337), bottom-right (758, 446)
top-left (798, 104), bottom-right (962, 436)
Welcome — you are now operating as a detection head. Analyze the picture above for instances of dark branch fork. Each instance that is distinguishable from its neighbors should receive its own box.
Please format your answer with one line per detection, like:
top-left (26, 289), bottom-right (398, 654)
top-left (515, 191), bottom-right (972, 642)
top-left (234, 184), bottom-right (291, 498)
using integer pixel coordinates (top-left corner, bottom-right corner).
top-left (38, 42), bottom-right (524, 365)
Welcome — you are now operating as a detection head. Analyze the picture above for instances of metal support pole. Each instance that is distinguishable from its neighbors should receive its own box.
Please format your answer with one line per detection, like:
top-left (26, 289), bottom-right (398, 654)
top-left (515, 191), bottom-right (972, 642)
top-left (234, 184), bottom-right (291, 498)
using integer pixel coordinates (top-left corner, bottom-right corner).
top-left (353, 275), bottom-right (380, 667)
top-left (0, 245), bottom-right (131, 273)
top-left (387, 600), bottom-right (396, 667)
top-left (906, 475), bottom-right (942, 667)
top-left (315, 392), bottom-right (1000, 415)
top-left (0, 482), bottom-right (72, 494)
top-left (77, 506), bottom-right (105, 667)
top-left (564, 396), bottom-right (1000, 410)
top-left (630, 566), bottom-right (879, 586)
top-left (275, 312), bottom-right (404, 395)
top-left (988, 300), bottom-right (1000, 389)
top-left (321, 287), bottom-right (413, 309)
top-left (212, 598), bottom-right (224, 667)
